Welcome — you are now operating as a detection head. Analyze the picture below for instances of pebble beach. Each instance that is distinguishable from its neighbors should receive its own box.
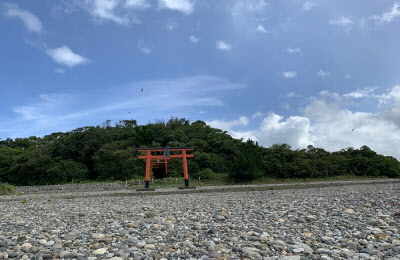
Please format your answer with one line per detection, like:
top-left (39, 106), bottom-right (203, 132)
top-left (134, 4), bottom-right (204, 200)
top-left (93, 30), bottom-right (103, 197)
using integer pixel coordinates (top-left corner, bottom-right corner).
top-left (0, 181), bottom-right (400, 259)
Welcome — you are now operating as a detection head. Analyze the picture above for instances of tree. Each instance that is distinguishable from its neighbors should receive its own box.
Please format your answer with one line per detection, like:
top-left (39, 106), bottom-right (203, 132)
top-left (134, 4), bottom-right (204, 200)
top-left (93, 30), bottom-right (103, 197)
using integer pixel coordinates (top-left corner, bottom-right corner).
top-left (229, 140), bottom-right (263, 182)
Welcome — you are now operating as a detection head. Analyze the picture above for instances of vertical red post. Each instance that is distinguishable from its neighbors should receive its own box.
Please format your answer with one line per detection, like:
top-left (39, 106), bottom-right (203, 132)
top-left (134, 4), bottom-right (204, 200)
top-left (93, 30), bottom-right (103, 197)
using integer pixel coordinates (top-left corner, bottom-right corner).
top-left (164, 160), bottom-right (169, 177)
top-left (182, 150), bottom-right (189, 187)
top-left (145, 150), bottom-right (151, 188)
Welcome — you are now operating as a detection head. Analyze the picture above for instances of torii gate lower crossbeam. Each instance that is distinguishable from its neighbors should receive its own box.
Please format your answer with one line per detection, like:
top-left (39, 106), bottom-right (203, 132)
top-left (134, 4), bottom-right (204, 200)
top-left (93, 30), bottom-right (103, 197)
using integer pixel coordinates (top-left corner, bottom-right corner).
top-left (136, 147), bottom-right (195, 190)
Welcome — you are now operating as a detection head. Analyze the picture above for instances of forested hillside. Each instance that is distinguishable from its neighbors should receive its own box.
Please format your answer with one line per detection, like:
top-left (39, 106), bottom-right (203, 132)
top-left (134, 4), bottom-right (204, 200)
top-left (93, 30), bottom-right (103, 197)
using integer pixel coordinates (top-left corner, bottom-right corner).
top-left (0, 118), bottom-right (399, 186)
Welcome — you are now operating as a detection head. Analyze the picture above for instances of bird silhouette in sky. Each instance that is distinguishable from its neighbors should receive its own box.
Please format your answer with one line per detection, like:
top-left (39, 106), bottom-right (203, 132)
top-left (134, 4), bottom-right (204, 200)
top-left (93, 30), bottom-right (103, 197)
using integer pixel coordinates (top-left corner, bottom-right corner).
top-left (141, 88), bottom-right (143, 92)
top-left (352, 128), bottom-right (355, 131)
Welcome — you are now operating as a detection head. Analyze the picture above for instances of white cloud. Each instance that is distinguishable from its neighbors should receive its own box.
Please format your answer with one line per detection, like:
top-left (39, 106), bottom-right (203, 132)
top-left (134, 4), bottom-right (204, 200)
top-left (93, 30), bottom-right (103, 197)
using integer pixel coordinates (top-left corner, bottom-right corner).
top-left (343, 87), bottom-right (375, 99)
top-left (368, 2), bottom-right (400, 25)
top-left (207, 116), bottom-right (257, 142)
top-left (208, 116), bottom-right (249, 131)
top-left (46, 45), bottom-right (89, 67)
top-left (78, 0), bottom-right (139, 25)
top-left (222, 85), bottom-right (400, 159)
top-left (329, 16), bottom-right (354, 31)
top-left (3, 3), bottom-right (43, 33)
top-left (302, 1), bottom-right (316, 11)
top-left (256, 24), bottom-right (267, 33)
top-left (158, 0), bottom-right (195, 14)
top-left (287, 92), bottom-right (302, 99)
top-left (189, 35), bottom-right (200, 43)
top-left (216, 41), bottom-right (231, 51)
top-left (13, 93), bottom-right (74, 121)
top-left (137, 40), bottom-right (152, 54)
top-left (125, 0), bottom-right (150, 10)
top-left (302, 93), bottom-right (400, 157)
top-left (375, 85), bottom-right (400, 105)
top-left (287, 47), bottom-right (302, 54)
top-left (283, 71), bottom-right (297, 79)
top-left (342, 86), bottom-right (400, 105)
top-left (258, 113), bottom-right (313, 148)
top-left (252, 112), bottom-right (263, 119)
top-left (317, 69), bottom-right (331, 79)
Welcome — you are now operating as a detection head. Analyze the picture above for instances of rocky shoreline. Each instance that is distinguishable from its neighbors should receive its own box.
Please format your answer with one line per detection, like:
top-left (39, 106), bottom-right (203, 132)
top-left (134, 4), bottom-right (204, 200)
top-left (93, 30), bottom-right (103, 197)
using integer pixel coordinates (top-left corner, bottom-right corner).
top-left (1, 181), bottom-right (399, 259)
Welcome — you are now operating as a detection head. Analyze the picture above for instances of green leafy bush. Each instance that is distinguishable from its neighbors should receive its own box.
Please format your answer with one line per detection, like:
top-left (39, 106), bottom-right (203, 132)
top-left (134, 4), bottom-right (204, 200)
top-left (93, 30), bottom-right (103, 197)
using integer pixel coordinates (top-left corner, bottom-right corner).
top-left (0, 182), bottom-right (15, 195)
top-left (0, 118), bottom-right (399, 186)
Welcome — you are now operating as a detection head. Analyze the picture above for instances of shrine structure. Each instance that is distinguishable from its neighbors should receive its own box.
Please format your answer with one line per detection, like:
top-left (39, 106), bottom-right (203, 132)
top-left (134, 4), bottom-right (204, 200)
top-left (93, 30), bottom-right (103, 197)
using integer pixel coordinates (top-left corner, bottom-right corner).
top-left (136, 147), bottom-right (195, 190)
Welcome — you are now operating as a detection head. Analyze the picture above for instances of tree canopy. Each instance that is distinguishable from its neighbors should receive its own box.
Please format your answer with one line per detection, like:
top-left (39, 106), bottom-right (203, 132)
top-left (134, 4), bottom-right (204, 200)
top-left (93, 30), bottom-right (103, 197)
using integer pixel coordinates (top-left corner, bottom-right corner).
top-left (0, 118), bottom-right (399, 185)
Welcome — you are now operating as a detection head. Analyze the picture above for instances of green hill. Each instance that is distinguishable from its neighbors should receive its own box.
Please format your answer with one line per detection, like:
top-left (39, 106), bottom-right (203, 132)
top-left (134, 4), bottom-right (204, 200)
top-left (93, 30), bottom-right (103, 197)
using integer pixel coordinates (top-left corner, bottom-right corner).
top-left (0, 118), bottom-right (399, 186)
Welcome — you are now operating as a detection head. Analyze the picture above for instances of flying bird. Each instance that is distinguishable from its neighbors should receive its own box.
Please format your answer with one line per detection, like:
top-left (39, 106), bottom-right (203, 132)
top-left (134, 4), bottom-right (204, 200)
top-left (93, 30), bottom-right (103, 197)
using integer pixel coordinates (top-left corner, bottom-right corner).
top-left (352, 128), bottom-right (355, 131)
top-left (141, 88), bottom-right (143, 92)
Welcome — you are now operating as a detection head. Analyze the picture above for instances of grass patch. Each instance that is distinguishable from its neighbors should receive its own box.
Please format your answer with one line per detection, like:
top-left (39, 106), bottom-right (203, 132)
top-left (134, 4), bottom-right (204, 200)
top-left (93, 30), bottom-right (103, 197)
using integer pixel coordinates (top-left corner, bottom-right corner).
top-left (252, 175), bottom-right (390, 185)
top-left (0, 182), bottom-right (15, 195)
top-left (63, 195), bottom-right (76, 199)
top-left (128, 174), bottom-right (392, 188)
top-left (128, 173), bottom-right (231, 188)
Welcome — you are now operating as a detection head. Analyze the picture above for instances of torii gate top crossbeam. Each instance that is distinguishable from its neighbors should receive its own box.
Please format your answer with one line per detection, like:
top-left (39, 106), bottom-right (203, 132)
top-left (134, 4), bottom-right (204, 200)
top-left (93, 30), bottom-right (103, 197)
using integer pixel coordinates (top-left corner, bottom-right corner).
top-left (135, 147), bottom-right (195, 189)
top-left (136, 147), bottom-right (195, 152)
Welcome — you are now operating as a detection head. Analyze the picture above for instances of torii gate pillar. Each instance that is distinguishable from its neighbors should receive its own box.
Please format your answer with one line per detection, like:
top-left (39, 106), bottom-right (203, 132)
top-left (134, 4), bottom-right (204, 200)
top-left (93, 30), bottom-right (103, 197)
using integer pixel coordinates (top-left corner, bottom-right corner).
top-left (136, 147), bottom-right (195, 191)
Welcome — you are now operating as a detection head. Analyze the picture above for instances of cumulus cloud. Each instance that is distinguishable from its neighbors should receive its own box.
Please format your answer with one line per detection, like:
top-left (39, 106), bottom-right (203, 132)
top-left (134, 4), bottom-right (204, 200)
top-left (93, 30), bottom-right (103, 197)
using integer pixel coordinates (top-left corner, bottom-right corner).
top-left (208, 116), bottom-right (249, 131)
top-left (189, 35), bottom-right (200, 43)
top-left (252, 112), bottom-right (263, 119)
top-left (375, 85), bottom-right (400, 105)
top-left (207, 116), bottom-right (257, 141)
top-left (258, 113), bottom-right (313, 148)
top-left (302, 1), bottom-right (316, 11)
top-left (137, 40), bottom-right (152, 54)
top-left (46, 45), bottom-right (89, 67)
top-left (158, 0), bottom-right (195, 14)
top-left (3, 3), bottom-right (43, 33)
top-left (216, 41), bottom-right (231, 51)
top-left (223, 85), bottom-right (400, 159)
top-left (283, 71), bottom-right (297, 79)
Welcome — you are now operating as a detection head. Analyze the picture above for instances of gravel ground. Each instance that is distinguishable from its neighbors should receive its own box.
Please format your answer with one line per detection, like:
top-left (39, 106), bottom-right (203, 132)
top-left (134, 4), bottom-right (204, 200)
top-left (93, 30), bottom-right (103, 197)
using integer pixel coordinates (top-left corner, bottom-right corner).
top-left (1, 181), bottom-right (400, 259)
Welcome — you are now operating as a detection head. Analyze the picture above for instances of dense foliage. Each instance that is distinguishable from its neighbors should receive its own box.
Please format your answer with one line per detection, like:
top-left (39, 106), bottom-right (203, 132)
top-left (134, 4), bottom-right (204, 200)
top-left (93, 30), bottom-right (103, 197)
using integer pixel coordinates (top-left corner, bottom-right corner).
top-left (0, 118), bottom-right (399, 185)
top-left (0, 182), bottom-right (14, 194)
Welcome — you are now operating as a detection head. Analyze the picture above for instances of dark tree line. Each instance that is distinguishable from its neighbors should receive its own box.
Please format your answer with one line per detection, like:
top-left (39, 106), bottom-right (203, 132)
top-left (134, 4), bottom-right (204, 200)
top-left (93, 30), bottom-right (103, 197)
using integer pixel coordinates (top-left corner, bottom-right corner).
top-left (0, 118), bottom-right (399, 186)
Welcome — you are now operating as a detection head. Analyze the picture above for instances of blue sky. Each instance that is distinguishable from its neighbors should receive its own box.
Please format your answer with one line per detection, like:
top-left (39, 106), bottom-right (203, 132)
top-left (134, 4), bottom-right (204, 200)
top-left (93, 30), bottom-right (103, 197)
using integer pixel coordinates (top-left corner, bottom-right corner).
top-left (1, 0), bottom-right (400, 158)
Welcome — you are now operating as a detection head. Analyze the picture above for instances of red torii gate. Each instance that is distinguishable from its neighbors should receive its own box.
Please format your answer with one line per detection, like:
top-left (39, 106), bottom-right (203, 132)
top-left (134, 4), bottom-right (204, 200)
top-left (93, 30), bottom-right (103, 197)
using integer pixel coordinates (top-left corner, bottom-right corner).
top-left (136, 147), bottom-right (195, 190)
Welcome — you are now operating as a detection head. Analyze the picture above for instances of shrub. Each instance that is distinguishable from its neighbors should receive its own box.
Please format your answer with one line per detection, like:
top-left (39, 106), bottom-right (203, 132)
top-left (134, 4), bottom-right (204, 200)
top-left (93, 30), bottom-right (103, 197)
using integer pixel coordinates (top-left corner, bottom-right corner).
top-left (197, 168), bottom-right (217, 180)
top-left (0, 182), bottom-right (15, 195)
